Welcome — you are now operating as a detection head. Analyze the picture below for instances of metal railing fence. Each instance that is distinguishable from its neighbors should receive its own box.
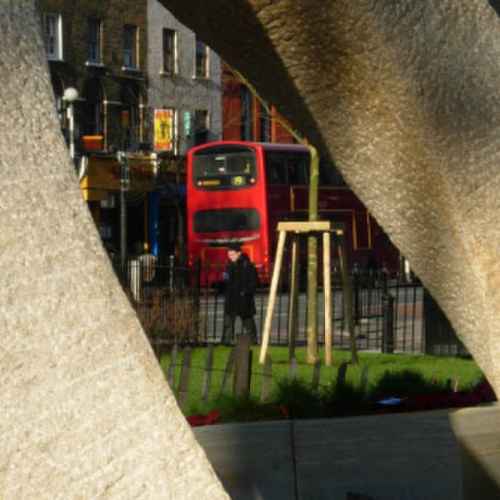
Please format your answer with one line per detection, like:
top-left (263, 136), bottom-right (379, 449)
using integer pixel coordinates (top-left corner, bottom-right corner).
top-left (110, 254), bottom-right (424, 355)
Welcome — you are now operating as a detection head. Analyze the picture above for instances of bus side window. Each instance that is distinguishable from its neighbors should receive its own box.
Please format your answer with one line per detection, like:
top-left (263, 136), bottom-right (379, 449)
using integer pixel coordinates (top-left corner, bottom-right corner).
top-left (288, 154), bottom-right (309, 185)
top-left (319, 158), bottom-right (346, 186)
top-left (266, 153), bottom-right (288, 185)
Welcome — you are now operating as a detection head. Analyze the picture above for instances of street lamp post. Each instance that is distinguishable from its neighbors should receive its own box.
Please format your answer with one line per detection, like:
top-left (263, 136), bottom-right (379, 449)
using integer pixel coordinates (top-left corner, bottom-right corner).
top-left (117, 151), bottom-right (130, 271)
top-left (63, 87), bottom-right (79, 160)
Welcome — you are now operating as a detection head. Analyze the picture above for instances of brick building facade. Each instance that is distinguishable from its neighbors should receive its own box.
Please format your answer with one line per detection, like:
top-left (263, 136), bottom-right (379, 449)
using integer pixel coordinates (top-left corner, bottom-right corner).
top-left (222, 63), bottom-right (295, 143)
top-left (37, 1), bottom-right (222, 260)
top-left (147, 0), bottom-right (222, 156)
top-left (39, 0), bottom-right (149, 153)
top-left (39, 0), bottom-right (222, 156)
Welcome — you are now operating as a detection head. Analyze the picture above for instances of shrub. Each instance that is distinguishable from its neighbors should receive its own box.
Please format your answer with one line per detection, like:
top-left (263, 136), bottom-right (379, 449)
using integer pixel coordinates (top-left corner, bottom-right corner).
top-left (135, 288), bottom-right (202, 344)
top-left (372, 369), bottom-right (446, 399)
top-left (321, 382), bottom-right (367, 417)
top-left (202, 395), bottom-right (283, 423)
top-left (273, 378), bottom-right (323, 419)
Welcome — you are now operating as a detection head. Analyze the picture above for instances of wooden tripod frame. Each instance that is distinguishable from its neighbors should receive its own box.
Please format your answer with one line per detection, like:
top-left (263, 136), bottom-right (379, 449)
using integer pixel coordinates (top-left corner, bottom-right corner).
top-left (259, 221), bottom-right (344, 366)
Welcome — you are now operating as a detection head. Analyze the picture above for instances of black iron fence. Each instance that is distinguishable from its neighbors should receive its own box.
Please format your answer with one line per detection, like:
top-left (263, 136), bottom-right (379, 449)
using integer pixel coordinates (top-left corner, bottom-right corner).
top-left (110, 254), bottom-right (426, 355)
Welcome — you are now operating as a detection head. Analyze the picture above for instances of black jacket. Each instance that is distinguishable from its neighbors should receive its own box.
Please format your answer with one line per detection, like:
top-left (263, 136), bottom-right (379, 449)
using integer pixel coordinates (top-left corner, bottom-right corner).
top-left (224, 253), bottom-right (258, 317)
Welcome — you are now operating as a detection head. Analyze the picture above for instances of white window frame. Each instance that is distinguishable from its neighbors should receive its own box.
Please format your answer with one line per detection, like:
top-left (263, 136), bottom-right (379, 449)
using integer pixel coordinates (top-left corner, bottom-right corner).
top-left (171, 108), bottom-right (179, 154)
top-left (194, 39), bottom-right (209, 79)
top-left (87, 18), bottom-right (103, 66)
top-left (43, 13), bottom-right (63, 61)
top-left (161, 28), bottom-right (178, 76)
top-left (194, 109), bottom-right (209, 131)
top-left (123, 25), bottom-right (138, 70)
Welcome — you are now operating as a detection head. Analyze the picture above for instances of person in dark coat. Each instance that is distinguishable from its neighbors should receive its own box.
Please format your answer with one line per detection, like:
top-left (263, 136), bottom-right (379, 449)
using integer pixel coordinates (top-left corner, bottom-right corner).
top-left (221, 242), bottom-right (258, 344)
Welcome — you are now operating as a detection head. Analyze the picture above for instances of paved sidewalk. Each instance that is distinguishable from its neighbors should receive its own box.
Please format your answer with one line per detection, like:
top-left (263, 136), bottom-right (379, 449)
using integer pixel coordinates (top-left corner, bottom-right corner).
top-left (194, 410), bottom-right (463, 500)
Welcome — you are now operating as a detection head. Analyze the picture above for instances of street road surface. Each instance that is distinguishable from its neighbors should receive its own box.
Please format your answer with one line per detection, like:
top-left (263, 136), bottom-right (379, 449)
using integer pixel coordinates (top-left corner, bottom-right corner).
top-left (197, 286), bottom-right (424, 353)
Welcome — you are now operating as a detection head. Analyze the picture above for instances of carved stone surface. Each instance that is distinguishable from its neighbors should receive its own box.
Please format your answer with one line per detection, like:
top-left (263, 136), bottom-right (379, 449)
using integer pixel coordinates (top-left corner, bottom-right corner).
top-left (450, 404), bottom-right (500, 499)
top-left (164, 0), bottom-right (500, 395)
top-left (4, 0), bottom-right (500, 497)
top-left (0, 2), bottom-right (227, 498)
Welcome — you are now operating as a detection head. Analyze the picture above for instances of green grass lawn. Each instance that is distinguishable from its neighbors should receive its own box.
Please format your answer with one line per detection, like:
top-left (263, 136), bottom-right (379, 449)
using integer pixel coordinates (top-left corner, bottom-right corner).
top-left (160, 346), bottom-right (484, 421)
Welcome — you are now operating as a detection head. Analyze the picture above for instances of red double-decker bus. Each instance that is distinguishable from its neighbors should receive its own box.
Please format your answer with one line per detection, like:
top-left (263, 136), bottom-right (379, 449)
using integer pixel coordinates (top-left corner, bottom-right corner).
top-left (186, 141), bottom-right (398, 284)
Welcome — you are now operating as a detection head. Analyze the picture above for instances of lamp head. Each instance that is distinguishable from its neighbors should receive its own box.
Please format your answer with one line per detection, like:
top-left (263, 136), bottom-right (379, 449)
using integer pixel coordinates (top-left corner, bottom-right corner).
top-left (63, 87), bottom-right (79, 102)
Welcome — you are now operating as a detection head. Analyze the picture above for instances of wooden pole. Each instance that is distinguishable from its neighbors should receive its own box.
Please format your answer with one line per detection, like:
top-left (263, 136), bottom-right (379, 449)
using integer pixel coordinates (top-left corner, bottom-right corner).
top-left (177, 347), bottom-right (192, 410)
top-left (337, 236), bottom-right (359, 364)
top-left (167, 343), bottom-right (178, 388)
top-left (233, 335), bottom-right (252, 398)
top-left (288, 234), bottom-right (300, 361)
top-left (306, 232), bottom-right (319, 364)
top-left (323, 231), bottom-right (333, 366)
top-left (260, 355), bottom-right (273, 402)
top-left (219, 347), bottom-right (236, 397)
top-left (306, 145), bottom-right (320, 365)
top-left (201, 344), bottom-right (214, 403)
top-left (259, 230), bottom-right (287, 364)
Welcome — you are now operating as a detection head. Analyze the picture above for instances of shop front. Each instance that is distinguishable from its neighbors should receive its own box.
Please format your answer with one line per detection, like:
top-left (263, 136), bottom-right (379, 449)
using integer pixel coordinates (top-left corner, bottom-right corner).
top-left (79, 152), bottom-right (185, 261)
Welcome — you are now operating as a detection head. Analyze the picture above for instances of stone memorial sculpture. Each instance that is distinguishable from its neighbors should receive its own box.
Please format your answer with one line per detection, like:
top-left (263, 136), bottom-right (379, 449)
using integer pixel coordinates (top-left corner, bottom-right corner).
top-left (3, 0), bottom-right (500, 497)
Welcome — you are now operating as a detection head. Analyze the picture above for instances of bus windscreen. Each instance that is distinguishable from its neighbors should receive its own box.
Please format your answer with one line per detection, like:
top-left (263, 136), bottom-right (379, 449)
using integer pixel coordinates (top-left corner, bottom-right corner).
top-left (194, 208), bottom-right (260, 233)
top-left (193, 146), bottom-right (257, 189)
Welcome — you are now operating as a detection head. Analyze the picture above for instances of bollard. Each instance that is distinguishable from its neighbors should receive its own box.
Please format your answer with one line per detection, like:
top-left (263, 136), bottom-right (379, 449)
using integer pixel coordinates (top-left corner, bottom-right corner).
top-left (353, 266), bottom-right (360, 326)
top-left (168, 254), bottom-right (175, 291)
top-left (167, 343), bottom-right (178, 388)
top-left (311, 359), bottom-right (321, 391)
top-left (233, 334), bottom-right (252, 398)
top-left (260, 355), bottom-right (273, 403)
top-left (201, 344), bottom-right (214, 403)
top-left (382, 293), bottom-right (395, 353)
top-left (219, 347), bottom-right (236, 397)
top-left (177, 347), bottom-right (192, 410)
top-left (336, 362), bottom-right (349, 391)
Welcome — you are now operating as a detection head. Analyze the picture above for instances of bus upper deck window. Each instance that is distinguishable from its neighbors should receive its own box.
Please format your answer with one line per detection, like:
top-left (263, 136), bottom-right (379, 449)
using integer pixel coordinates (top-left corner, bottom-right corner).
top-left (193, 146), bottom-right (257, 189)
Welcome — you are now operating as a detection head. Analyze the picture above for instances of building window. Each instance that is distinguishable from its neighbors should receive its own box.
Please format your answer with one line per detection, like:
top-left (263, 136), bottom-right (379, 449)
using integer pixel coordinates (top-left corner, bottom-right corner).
top-left (82, 78), bottom-right (103, 136)
top-left (42, 13), bottom-right (63, 61)
top-left (162, 29), bottom-right (177, 75)
top-left (87, 18), bottom-right (102, 64)
top-left (121, 85), bottom-right (144, 149)
top-left (123, 25), bottom-right (138, 69)
top-left (240, 87), bottom-right (253, 141)
top-left (259, 104), bottom-right (271, 142)
top-left (194, 109), bottom-right (209, 145)
top-left (183, 110), bottom-right (192, 139)
top-left (195, 39), bottom-right (208, 78)
top-left (50, 73), bottom-right (65, 125)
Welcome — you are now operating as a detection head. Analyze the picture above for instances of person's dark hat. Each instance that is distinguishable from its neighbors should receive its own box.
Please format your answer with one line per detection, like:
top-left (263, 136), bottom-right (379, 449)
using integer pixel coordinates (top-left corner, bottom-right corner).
top-left (227, 242), bottom-right (242, 252)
